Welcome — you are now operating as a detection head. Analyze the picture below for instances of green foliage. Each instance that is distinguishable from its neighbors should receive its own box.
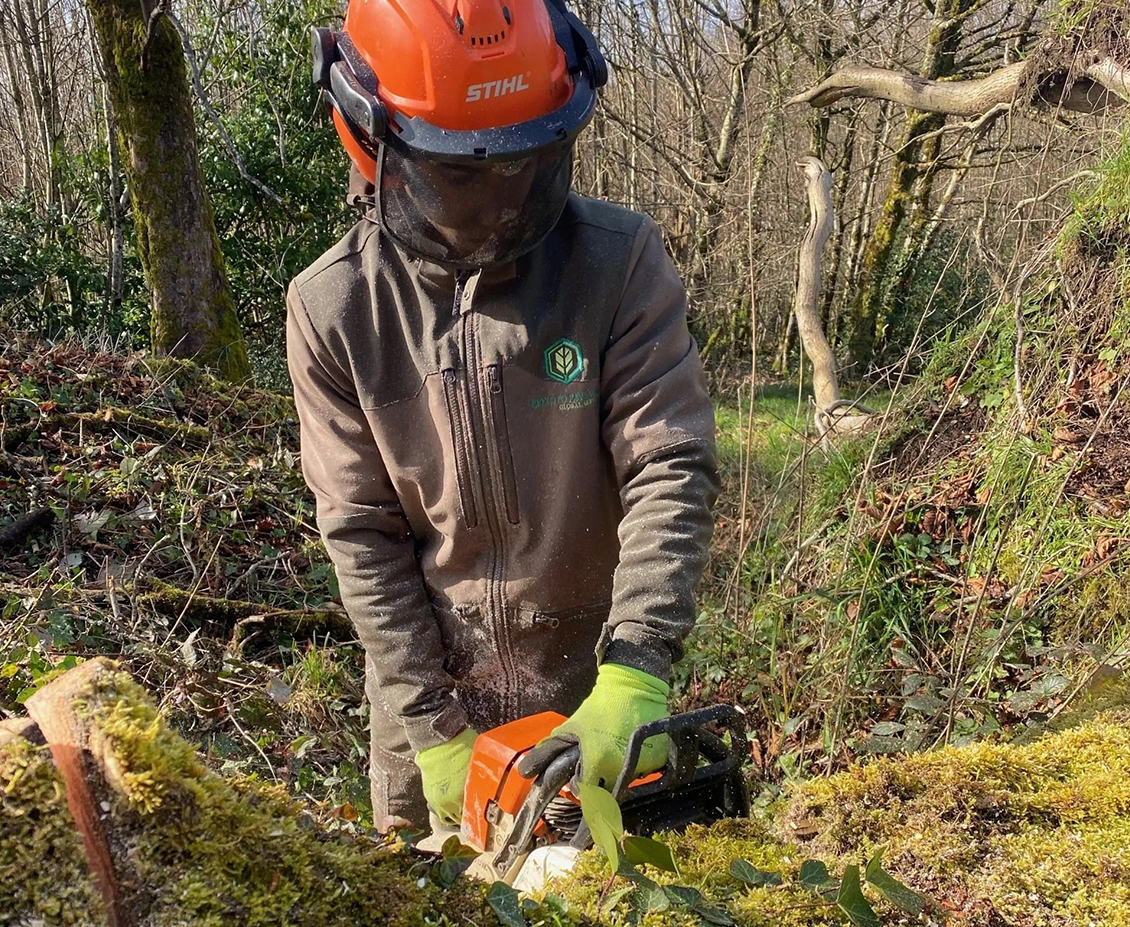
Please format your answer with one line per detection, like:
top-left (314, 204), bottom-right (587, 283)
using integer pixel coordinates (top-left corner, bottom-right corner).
top-left (192, 0), bottom-right (356, 388)
top-left (877, 230), bottom-right (993, 375)
top-left (0, 193), bottom-right (145, 343)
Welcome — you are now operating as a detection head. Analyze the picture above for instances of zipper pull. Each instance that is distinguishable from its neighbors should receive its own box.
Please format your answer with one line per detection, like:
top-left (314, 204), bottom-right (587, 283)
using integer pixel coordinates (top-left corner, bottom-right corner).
top-left (443, 368), bottom-right (457, 384)
top-left (487, 365), bottom-right (501, 393)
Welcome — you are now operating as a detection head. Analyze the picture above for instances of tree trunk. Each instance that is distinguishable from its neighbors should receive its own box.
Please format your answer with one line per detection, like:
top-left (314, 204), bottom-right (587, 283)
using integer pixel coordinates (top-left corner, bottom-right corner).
top-left (838, 0), bottom-right (975, 374)
top-left (86, 0), bottom-right (250, 381)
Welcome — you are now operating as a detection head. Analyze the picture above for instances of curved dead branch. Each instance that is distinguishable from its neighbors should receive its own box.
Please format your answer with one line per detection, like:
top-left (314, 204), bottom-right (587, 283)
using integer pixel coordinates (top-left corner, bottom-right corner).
top-left (788, 56), bottom-right (1130, 116)
top-left (792, 158), bottom-right (876, 447)
top-left (793, 156), bottom-right (840, 415)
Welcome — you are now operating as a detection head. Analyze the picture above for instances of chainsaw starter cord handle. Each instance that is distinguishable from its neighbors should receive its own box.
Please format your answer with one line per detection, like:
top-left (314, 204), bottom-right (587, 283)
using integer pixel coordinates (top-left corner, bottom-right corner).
top-left (516, 663), bottom-right (670, 789)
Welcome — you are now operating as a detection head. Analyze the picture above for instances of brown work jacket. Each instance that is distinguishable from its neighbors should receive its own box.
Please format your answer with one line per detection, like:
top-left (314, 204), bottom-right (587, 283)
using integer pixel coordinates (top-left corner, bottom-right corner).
top-left (286, 191), bottom-right (717, 752)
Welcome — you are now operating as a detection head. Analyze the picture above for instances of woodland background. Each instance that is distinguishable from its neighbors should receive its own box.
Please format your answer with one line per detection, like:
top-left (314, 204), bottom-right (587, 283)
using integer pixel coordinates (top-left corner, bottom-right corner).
top-left (2, 0), bottom-right (1110, 384)
top-left (5, 0), bottom-right (1130, 922)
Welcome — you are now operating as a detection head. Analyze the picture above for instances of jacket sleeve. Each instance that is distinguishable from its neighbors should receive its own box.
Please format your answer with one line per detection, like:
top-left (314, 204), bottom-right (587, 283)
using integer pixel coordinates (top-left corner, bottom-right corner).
top-left (598, 217), bottom-right (720, 683)
top-left (286, 283), bottom-right (469, 751)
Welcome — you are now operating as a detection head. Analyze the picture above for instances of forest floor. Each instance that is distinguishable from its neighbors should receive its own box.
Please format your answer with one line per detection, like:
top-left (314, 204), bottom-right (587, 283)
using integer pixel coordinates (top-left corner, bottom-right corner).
top-left (5, 313), bottom-right (1130, 923)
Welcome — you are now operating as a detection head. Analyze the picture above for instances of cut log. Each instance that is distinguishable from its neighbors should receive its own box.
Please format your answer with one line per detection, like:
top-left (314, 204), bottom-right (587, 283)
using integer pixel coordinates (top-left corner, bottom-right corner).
top-left (25, 657), bottom-right (136, 927)
top-left (0, 716), bottom-right (45, 748)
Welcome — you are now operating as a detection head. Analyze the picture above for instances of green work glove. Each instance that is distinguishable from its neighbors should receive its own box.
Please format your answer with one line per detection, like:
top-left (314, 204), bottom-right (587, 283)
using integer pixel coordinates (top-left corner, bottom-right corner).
top-left (414, 727), bottom-right (478, 826)
top-left (517, 663), bottom-right (670, 790)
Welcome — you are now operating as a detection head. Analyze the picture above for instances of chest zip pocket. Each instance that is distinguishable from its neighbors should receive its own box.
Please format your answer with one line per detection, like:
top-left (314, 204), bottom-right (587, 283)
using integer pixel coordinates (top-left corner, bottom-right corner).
top-left (486, 364), bottom-right (520, 526)
top-left (442, 368), bottom-right (479, 529)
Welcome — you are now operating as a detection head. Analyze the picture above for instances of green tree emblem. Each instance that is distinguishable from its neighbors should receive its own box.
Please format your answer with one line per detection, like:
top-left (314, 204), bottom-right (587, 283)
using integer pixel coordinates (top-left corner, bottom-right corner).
top-left (545, 338), bottom-right (583, 384)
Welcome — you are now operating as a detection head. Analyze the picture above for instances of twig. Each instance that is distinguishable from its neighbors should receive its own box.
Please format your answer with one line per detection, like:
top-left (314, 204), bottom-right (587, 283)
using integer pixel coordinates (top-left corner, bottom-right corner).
top-left (1011, 170), bottom-right (1099, 215)
top-left (140, 0), bottom-right (167, 71)
top-left (911, 102), bottom-right (1014, 147)
top-left (169, 536), bottom-right (223, 639)
top-left (224, 693), bottom-right (280, 783)
top-left (226, 551), bottom-right (289, 596)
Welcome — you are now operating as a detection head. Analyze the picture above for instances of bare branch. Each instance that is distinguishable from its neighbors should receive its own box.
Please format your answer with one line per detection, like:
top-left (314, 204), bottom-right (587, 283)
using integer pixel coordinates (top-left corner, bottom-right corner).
top-left (162, 9), bottom-right (285, 207)
top-left (788, 56), bottom-right (1129, 116)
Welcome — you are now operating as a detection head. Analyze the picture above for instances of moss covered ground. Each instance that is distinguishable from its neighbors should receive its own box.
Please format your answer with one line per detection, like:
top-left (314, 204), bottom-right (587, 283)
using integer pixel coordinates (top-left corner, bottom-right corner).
top-left (7, 659), bottom-right (1130, 926)
top-left (560, 687), bottom-right (1130, 926)
top-left (5, 664), bottom-right (575, 926)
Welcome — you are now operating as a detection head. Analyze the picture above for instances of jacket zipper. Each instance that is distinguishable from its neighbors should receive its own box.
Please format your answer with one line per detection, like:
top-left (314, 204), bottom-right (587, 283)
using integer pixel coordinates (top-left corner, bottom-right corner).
top-left (458, 276), bottom-right (518, 717)
top-left (442, 368), bottom-right (478, 529)
top-left (486, 364), bottom-right (521, 526)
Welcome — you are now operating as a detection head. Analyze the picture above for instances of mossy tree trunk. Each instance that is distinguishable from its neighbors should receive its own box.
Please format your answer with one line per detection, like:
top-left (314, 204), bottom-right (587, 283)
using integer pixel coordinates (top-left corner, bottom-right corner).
top-left (87, 0), bottom-right (251, 382)
top-left (843, 0), bottom-right (973, 374)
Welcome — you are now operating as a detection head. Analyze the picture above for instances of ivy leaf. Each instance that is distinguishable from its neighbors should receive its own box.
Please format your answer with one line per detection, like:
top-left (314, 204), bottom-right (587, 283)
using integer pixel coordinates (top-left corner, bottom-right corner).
top-left (837, 865), bottom-right (880, 927)
top-left (486, 881), bottom-right (527, 927)
top-left (430, 834), bottom-right (479, 887)
top-left (665, 885), bottom-right (703, 908)
top-left (602, 885), bottom-right (635, 911)
top-left (695, 904), bottom-right (735, 925)
top-left (623, 835), bottom-right (679, 874)
top-left (865, 852), bottom-right (925, 915)
top-left (630, 882), bottom-right (672, 914)
top-left (441, 834), bottom-right (479, 861)
top-left (729, 858), bottom-right (782, 887)
top-left (799, 859), bottom-right (837, 893)
top-left (578, 781), bottom-right (624, 870)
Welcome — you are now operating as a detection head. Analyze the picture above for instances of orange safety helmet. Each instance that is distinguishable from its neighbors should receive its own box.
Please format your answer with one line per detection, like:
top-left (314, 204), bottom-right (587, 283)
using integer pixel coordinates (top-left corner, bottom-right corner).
top-left (311, 0), bottom-right (607, 267)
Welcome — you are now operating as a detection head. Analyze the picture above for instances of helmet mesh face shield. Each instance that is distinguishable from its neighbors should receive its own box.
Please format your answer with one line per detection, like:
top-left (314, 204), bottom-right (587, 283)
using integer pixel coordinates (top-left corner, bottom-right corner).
top-left (377, 143), bottom-right (574, 268)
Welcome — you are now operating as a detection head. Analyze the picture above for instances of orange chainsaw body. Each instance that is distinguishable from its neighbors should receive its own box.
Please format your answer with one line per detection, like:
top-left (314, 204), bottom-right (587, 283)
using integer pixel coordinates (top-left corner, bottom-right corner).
top-left (461, 711), bottom-right (565, 852)
top-left (461, 711), bottom-right (664, 853)
top-left (458, 704), bottom-right (749, 883)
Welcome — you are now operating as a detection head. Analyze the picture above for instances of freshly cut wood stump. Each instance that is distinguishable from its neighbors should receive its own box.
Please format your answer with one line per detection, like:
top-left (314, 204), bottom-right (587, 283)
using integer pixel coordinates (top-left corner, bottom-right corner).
top-left (1, 715), bottom-right (107, 926)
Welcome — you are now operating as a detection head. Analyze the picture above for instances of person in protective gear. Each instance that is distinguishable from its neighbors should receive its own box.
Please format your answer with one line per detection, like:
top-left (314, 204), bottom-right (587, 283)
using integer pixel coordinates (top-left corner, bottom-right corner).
top-left (289, 0), bottom-right (718, 832)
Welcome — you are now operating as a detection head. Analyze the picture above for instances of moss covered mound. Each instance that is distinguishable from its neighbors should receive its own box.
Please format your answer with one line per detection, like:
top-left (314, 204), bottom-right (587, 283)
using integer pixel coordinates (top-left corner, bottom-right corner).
top-left (781, 705), bottom-right (1130, 926)
top-left (556, 700), bottom-right (1130, 927)
top-left (0, 734), bottom-right (106, 927)
top-left (31, 665), bottom-right (574, 927)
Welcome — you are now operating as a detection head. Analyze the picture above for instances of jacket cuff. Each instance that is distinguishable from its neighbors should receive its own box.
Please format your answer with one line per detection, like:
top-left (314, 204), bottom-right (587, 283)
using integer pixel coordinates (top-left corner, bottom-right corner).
top-left (401, 697), bottom-right (471, 753)
top-left (598, 625), bottom-right (674, 684)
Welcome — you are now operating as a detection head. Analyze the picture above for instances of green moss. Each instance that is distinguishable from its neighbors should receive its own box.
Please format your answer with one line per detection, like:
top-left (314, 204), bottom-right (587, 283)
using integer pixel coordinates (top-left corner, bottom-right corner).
top-left (779, 710), bottom-right (1130, 925)
top-left (0, 736), bottom-right (107, 926)
top-left (71, 668), bottom-right (573, 926)
top-left (558, 820), bottom-right (837, 927)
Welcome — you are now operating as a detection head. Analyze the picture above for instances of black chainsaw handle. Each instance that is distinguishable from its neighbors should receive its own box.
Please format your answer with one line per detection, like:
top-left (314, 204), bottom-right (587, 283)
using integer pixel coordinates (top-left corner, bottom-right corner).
top-left (489, 746), bottom-right (580, 879)
top-left (569, 705), bottom-right (746, 851)
top-left (614, 703), bottom-right (746, 799)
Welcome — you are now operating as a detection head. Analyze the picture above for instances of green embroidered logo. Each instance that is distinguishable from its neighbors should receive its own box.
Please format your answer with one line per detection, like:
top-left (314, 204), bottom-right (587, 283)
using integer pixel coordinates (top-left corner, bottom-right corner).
top-left (545, 338), bottom-right (583, 384)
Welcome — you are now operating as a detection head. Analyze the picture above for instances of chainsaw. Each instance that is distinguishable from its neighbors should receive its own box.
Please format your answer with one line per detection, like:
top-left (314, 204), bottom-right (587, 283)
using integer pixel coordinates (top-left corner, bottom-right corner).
top-left (458, 704), bottom-right (750, 885)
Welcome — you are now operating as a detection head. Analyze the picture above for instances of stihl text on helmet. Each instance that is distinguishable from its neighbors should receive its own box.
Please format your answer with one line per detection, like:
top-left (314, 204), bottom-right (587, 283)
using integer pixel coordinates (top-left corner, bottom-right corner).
top-left (466, 74), bottom-right (531, 102)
